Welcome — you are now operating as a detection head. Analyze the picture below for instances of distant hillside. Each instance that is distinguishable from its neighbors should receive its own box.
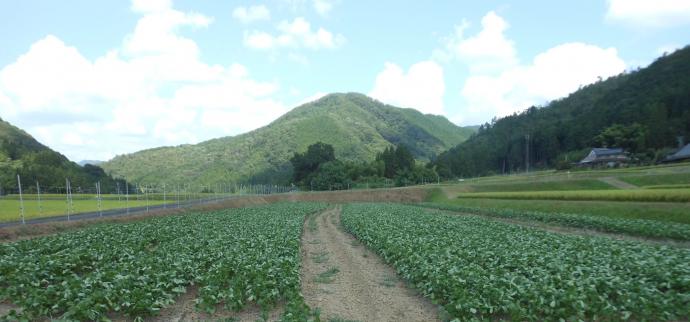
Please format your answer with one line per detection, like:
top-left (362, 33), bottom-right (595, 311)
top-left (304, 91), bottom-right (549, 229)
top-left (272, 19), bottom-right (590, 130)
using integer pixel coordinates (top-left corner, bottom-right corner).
top-left (102, 93), bottom-right (476, 187)
top-left (0, 118), bottom-right (125, 193)
top-left (433, 45), bottom-right (690, 177)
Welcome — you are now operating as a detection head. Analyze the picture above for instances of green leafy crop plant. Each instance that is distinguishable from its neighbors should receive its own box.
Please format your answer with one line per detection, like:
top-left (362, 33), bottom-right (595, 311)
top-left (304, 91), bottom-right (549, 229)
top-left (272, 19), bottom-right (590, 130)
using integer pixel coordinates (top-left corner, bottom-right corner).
top-left (421, 202), bottom-right (690, 241)
top-left (341, 203), bottom-right (690, 321)
top-left (0, 202), bottom-right (327, 321)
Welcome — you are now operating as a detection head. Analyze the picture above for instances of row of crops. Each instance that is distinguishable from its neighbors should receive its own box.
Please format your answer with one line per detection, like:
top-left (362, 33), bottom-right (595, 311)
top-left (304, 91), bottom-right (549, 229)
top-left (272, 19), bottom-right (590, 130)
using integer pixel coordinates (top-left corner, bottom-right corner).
top-left (421, 202), bottom-right (690, 241)
top-left (341, 203), bottom-right (690, 321)
top-left (0, 202), bottom-right (327, 321)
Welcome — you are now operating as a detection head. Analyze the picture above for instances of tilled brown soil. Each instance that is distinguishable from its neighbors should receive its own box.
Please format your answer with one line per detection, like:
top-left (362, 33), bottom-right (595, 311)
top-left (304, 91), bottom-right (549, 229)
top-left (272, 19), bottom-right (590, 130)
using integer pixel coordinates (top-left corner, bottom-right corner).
top-left (301, 207), bottom-right (440, 322)
top-left (109, 286), bottom-right (283, 322)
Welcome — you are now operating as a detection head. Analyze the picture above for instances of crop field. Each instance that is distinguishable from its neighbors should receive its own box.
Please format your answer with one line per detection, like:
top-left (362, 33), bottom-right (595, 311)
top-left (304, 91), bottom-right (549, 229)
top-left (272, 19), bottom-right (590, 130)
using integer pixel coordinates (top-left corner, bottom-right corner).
top-left (431, 194), bottom-right (690, 224)
top-left (0, 202), bottom-right (326, 321)
top-left (421, 202), bottom-right (690, 240)
top-left (341, 203), bottom-right (690, 321)
top-left (465, 178), bottom-right (615, 193)
top-left (619, 172), bottom-right (690, 187)
top-left (454, 188), bottom-right (690, 202)
top-left (0, 192), bottom-right (233, 222)
top-left (0, 198), bottom-right (172, 222)
top-left (446, 163), bottom-right (690, 187)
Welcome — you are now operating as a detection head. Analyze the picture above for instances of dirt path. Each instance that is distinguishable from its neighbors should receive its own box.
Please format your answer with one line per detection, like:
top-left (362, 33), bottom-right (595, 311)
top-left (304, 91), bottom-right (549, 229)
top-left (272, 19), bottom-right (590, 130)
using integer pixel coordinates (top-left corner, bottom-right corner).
top-left (301, 207), bottom-right (440, 322)
top-left (599, 176), bottom-right (639, 189)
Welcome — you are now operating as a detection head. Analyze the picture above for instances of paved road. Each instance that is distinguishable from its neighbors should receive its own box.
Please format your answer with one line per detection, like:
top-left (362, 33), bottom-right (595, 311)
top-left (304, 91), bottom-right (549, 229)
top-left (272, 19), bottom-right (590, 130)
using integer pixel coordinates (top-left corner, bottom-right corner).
top-left (0, 196), bottom-right (238, 229)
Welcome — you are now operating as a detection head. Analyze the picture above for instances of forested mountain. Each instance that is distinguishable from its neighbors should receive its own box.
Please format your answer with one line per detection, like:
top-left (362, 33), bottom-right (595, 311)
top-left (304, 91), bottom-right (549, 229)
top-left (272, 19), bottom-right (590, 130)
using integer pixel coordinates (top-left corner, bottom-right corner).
top-left (0, 118), bottom-right (126, 193)
top-left (432, 46), bottom-right (690, 178)
top-left (102, 93), bottom-right (476, 187)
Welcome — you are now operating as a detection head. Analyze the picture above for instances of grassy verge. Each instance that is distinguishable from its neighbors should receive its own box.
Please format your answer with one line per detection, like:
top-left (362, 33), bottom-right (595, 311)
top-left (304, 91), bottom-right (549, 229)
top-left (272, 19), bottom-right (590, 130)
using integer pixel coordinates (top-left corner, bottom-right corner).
top-left (0, 199), bottom-right (174, 222)
top-left (465, 179), bottom-right (615, 193)
top-left (619, 172), bottom-right (690, 187)
top-left (427, 188), bottom-right (690, 224)
top-left (454, 188), bottom-right (690, 202)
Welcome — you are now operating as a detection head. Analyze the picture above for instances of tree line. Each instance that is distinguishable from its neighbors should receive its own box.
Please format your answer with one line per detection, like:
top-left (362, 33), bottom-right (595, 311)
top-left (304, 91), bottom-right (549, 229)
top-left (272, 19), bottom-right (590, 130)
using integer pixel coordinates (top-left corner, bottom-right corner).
top-left (432, 46), bottom-right (690, 178)
top-left (290, 142), bottom-right (437, 190)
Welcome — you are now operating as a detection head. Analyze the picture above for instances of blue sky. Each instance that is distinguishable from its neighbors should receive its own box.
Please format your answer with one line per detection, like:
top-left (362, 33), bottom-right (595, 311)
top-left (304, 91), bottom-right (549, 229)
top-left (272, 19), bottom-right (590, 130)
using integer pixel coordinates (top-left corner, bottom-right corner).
top-left (1, 0), bottom-right (689, 161)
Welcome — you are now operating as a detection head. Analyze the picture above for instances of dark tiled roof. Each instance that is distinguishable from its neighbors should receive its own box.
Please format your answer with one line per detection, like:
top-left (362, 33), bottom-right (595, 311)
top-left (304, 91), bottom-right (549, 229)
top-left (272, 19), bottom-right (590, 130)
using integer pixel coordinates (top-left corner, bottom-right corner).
top-left (666, 144), bottom-right (690, 161)
top-left (580, 148), bottom-right (628, 164)
top-left (591, 148), bottom-right (624, 156)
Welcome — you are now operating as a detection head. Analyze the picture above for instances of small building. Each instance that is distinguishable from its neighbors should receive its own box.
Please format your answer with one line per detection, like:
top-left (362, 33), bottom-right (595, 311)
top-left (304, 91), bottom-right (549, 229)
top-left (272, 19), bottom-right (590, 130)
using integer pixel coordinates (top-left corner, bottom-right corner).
top-left (579, 148), bottom-right (630, 167)
top-left (663, 143), bottom-right (690, 163)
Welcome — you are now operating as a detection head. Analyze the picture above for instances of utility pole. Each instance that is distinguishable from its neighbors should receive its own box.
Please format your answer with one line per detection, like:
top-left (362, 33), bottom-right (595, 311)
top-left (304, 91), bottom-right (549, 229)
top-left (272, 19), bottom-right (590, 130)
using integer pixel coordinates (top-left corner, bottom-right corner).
top-left (17, 175), bottom-right (25, 224)
top-left (96, 181), bottom-right (102, 217)
top-left (65, 178), bottom-right (72, 221)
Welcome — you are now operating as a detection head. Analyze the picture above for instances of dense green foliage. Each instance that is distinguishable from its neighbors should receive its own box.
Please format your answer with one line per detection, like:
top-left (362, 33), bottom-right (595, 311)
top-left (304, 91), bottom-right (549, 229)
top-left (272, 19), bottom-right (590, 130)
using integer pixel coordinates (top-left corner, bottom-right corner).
top-left (102, 93), bottom-right (475, 189)
top-left (290, 142), bottom-right (336, 184)
top-left (0, 203), bottom-right (326, 321)
top-left (341, 203), bottom-right (690, 320)
top-left (433, 46), bottom-right (690, 178)
top-left (0, 118), bottom-right (127, 194)
top-left (421, 202), bottom-right (690, 240)
top-left (291, 143), bottom-right (437, 190)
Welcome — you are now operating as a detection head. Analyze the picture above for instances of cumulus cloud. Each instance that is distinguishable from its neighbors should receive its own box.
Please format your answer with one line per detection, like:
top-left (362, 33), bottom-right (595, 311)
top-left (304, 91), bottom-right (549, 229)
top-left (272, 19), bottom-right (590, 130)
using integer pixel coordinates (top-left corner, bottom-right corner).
top-left (606, 0), bottom-right (690, 28)
top-left (243, 17), bottom-right (345, 50)
top-left (435, 11), bottom-right (517, 73)
top-left (130, 0), bottom-right (171, 13)
top-left (313, 0), bottom-right (336, 16)
top-left (430, 11), bottom-right (628, 125)
top-left (370, 61), bottom-right (446, 115)
top-left (0, 1), bottom-right (288, 161)
top-left (232, 5), bottom-right (270, 24)
top-left (458, 43), bottom-right (626, 124)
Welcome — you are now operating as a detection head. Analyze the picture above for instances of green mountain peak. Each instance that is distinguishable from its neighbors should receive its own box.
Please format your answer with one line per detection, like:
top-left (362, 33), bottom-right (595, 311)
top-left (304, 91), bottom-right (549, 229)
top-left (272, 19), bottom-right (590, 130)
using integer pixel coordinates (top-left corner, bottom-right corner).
top-left (101, 92), bottom-right (475, 186)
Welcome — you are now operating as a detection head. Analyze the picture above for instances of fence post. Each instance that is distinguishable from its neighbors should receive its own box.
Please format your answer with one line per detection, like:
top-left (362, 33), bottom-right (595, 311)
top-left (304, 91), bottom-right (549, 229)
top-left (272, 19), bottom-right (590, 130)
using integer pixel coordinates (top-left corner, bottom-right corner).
top-left (36, 181), bottom-right (42, 218)
top-left (17, 175), bottom-right (25, 224)
top-left (125, 182), bottom-right (129, 215)
top-left (96, 181), bottom-right (102, 217)
top-left (163, 183), bottom-right (167, 209)
top-left (65, 178), bottom-right (71, 221)
top-left (145, 184), bottom-right (149, 213)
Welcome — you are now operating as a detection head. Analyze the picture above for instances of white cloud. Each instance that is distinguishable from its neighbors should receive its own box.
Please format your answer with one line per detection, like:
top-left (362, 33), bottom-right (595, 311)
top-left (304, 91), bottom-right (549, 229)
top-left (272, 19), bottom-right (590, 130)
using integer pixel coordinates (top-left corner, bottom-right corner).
top-left (370, 61), bottom-right (446, 115)
top-left (244, 17), bottom-right (345, 50)
top-left (313, 0), bottom-right (336, 16)
top-left (458, 43), bottom-right (626, 124)
top-left (232, 5), bottom-right (270, 24)
top-left (429, 11), bottom-right (629, 125)
top-left (606, 0), bottom-right (690, 28)
top-left (435, 11), bottom-right (517, 73)
top-left (0, 1), bottom-right (289, 161)
top-left (131, 0), bottom-right (171, 13)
